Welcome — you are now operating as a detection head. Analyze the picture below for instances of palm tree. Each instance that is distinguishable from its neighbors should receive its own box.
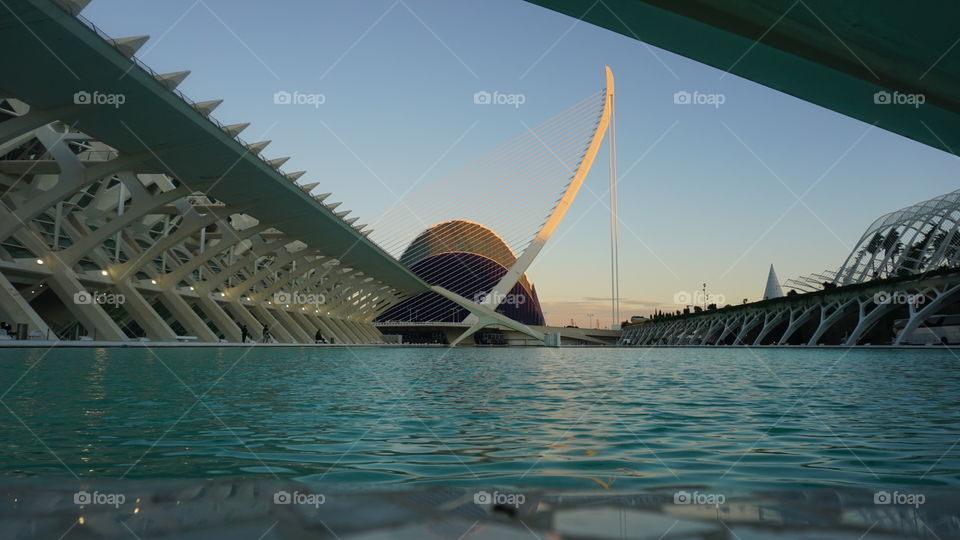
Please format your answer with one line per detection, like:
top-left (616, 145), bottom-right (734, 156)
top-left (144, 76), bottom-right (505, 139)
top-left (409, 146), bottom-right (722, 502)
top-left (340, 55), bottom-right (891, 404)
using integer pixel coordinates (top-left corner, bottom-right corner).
top-left (863, 232), bottom-right (884, 278)
top-left (880, 229), bottom-right (902, 277)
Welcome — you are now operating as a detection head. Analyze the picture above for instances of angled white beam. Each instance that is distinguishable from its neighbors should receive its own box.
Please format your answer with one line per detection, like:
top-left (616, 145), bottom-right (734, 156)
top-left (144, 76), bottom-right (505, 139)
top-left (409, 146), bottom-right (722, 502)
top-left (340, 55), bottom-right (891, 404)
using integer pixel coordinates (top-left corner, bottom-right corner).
top-left (432, 286), bottom-right (544, 346)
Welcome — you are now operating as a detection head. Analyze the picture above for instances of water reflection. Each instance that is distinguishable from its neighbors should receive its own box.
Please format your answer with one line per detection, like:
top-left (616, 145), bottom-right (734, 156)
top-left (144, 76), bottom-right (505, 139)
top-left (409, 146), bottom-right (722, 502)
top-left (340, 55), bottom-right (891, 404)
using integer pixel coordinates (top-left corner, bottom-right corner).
top-left (0, 347), bottom-right (957, 493)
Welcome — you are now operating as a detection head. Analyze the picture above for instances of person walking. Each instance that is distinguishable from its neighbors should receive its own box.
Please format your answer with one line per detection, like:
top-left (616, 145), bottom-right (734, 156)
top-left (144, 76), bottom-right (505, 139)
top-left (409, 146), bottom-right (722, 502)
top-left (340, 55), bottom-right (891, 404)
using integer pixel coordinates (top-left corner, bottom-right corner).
top-left (240, 324), bottom-right (249, 343)
top-left (261, 325), bottom-right (271, 343)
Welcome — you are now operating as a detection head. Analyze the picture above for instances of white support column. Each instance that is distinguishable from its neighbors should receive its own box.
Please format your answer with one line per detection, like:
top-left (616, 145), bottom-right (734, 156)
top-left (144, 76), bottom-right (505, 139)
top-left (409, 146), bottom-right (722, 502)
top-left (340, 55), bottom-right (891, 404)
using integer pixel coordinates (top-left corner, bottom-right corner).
top-left (225, 300), bottom-right (262, 341)
top-left (290, 311), bottom-right (319, 339)
top-left (273, 308), bottom-right (311, 343)
top-left (195, 295), bottom-right (242, 342)
top-left (895, 282), bottom-right (960, 345)
top-left (844, 295), bottom-right (897, 346)
top-left (251, 305), bottom-right (294, 343)
top-left (158, 290), bottom-right (219, 342)
top-left (111, 279), bottom-right (178, 341)
top-left (328, 317), bottom-right (363, 344)
top-left (778, 306), bottom-right (818, 345)
top-left (316, 316), bottom-right (347, 343)
top-left (807, 298), bottom-right (857, 345)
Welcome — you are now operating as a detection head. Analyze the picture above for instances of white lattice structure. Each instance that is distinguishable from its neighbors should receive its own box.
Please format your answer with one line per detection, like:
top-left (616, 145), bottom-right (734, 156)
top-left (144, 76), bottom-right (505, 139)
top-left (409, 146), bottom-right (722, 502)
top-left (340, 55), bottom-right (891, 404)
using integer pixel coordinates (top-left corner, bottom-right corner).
top-left (835, 189), bottom-right (960, 286)
top-left (0, 0), bottom-right (428, 343)
top-left (621, 189), bottom-right (960, 347)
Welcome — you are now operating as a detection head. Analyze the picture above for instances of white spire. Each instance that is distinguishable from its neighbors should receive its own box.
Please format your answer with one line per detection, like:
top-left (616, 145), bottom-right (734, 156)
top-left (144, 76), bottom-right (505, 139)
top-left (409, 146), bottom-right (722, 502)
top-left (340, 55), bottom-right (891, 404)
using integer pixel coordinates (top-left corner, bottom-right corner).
top-left (763, 264), bottom-right (783, 300)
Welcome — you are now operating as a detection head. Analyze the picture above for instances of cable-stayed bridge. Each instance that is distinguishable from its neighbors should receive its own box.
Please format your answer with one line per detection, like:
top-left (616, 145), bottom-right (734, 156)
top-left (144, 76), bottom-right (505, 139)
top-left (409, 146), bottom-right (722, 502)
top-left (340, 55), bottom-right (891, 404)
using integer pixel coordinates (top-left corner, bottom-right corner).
top-left (369, 69), bottom-right (615, 345)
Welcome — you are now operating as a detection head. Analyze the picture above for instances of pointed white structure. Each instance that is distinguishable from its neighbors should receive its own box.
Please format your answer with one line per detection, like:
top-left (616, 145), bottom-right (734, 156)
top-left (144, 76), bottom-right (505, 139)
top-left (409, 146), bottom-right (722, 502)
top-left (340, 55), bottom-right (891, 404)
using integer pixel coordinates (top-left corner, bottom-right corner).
top-left (247, 140), bottom-right (271, 154)
top-left (221, 123), bottom-right (249, 138)
top-left (265, 157), bottom-right (289, 168)
top-left (53, 0), bottom-right (91, 15)
top-left (155, 70), bottom-right (190, 91)
top-left (763, 264), bottom-right (784, 300)
top-left (193, 99), bottom-right (223, 117)
top-left (286, 171), bottom-right (305, 182)
top-left (107, 36), bottom-right (149, 58)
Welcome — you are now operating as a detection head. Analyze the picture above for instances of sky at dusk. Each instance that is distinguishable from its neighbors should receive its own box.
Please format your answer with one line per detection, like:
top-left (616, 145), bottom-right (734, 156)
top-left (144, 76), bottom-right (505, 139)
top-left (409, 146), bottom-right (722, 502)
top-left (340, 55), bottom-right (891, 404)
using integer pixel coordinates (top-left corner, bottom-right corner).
top-left (84, 0), bottom-right (960, 328)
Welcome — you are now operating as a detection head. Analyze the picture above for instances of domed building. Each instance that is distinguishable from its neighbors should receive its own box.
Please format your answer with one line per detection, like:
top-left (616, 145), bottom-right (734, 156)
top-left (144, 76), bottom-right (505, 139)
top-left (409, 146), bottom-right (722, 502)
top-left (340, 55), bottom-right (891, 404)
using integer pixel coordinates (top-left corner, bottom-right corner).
top-left (375, 220), bottom-right (545, 327)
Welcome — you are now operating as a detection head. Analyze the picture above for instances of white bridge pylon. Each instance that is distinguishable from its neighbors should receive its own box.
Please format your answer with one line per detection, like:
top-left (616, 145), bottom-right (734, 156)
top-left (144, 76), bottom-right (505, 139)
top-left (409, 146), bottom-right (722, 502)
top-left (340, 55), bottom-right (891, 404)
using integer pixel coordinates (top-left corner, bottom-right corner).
top-left (444, 67), bottom-right (616, 346)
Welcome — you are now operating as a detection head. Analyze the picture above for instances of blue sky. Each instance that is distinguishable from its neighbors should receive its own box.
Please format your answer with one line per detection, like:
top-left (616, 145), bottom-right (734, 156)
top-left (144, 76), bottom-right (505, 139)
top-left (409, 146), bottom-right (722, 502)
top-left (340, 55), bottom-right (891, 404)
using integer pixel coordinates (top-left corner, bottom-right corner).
top-left (86, 0), bottom-right (959, 328)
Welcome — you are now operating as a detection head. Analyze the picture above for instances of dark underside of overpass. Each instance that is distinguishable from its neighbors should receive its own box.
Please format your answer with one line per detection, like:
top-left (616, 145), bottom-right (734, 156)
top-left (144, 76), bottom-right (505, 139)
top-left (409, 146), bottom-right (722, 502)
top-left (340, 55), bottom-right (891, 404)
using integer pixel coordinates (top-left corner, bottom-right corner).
top-left (525, 0), bottom-right (960, 155)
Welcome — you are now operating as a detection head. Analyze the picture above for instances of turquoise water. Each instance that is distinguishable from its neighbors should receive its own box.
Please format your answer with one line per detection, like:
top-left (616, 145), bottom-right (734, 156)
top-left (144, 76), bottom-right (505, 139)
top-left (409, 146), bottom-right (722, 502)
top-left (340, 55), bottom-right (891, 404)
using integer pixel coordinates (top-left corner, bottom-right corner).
top-left (0, 347), bottom-right (958, 491)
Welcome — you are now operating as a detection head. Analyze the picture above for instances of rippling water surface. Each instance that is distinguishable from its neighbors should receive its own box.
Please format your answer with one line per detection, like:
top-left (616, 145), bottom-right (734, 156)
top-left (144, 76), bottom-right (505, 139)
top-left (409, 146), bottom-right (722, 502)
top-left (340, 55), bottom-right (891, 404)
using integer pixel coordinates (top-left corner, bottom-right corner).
top-left (1, 347), bottom-right (958, 491)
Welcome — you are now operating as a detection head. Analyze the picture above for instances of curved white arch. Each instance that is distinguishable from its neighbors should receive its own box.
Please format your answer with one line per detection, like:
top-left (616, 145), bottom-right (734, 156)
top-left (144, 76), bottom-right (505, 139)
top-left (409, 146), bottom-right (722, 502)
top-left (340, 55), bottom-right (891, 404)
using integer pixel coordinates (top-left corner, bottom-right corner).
top-left (445, 67), bottom-right (616, 346)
